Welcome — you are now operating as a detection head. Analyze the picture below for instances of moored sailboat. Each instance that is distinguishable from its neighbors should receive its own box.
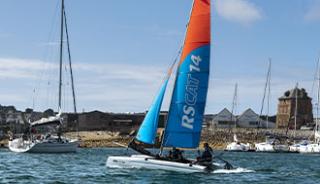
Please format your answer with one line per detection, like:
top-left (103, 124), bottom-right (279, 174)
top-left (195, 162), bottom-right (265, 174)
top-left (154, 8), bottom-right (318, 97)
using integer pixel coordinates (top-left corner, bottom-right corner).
top-left (297, 58), bottom-right (320, 154)
top-left (107, 0), bottom-right (234, 172)
top-left (225, 84), bottom-right (251, 152)
top-left (8, 0), bottom-right (78, 153)
top-left (254, 60), bottom-right (289, 152)
top-left (226, 134), bottom-right (251, 152)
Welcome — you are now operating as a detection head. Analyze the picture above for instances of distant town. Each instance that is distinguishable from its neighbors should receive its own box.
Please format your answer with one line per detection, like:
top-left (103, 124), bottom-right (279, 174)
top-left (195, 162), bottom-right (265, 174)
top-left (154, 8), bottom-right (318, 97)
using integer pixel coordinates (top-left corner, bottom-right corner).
top-left (0, 86), bottom-right (316, 139)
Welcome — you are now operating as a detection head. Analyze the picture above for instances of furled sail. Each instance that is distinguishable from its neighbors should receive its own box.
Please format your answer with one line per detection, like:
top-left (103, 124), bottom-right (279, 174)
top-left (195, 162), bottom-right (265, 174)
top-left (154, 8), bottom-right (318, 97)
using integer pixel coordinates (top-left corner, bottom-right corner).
top-left (136, 68), bottom-right (173, 144)
top-left (162, 0), bottom-right (211, 148)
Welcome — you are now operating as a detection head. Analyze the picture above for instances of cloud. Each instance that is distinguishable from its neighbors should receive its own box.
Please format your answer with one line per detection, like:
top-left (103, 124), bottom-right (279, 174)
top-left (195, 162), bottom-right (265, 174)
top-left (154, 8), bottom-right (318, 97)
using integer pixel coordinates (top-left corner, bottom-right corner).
top-left (0, 57), bottom-right (315, 115)
top-left (0, 58), bottom-right (56, 79)
top-left (214, 0), bottom-right (262, 25)
top-left (305, 1), bottom-right (320, 21)
top-left (0, 57), bottom-right (169, 112)
top-left (38, 41), bottom-right (62, 47)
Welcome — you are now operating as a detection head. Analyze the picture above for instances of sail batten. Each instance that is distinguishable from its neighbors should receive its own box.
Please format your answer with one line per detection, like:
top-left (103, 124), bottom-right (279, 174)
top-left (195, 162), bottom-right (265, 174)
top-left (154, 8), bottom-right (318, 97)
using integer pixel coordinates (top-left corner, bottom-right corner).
top-left (162, 0), bottom-right (211, 148)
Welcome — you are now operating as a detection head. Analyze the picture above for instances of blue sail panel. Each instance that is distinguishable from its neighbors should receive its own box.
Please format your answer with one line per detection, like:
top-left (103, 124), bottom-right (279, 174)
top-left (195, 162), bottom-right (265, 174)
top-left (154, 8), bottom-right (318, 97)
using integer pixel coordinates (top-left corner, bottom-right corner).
top-left (136, 79), bottom-right (170, 144)
top-left (163, 45), bottom-right (210, 148)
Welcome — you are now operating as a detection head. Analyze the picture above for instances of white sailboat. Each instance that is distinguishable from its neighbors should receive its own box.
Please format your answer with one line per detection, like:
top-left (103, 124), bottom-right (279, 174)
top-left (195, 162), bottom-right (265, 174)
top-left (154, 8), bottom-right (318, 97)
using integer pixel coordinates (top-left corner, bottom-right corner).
top-left (9, 0), bottom-right (78, 153)
top-left (225, 84), bottom-right (251, 152)
top-left (225, 134), bottom-right (251, 152)
top-left (254, 59), bottom-right (289, 152)
top-left (107, 0), bottom-right (234, 172)
top-left (298, 58), bottom-right (320, 154)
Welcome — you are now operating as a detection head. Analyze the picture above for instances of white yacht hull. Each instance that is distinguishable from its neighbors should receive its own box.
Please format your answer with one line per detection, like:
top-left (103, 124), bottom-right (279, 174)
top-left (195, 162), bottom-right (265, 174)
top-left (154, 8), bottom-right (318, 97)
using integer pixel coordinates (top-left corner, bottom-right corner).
top-left (289, 145), bottom-right (300, 153)
top-left (255, 142), bottom-right (289, 153)
top-left (298, 144), bottom-right (320, 154)
top-left (106, 155), bottom-right (220, 173)
top-left (8, 139), bottom-right (36, 153)
top-left (9, 138), bottom-right (78, 153)
top-left (225, 142), bottom-right (250, 152)
top-left (255, 143), bottom-right (275, 152)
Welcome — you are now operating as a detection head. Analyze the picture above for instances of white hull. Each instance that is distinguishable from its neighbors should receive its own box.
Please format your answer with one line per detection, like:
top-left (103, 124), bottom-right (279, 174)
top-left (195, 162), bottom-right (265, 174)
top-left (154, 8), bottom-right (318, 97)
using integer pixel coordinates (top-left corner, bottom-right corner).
top-left (298, 144), bottom-right (320, 154)
top-left (225, 142), bottom-right (250, 152)
top-left (255, 142), bottom-right (275, 152)
top-left (255, 142), bottom-right (289, 152)
top-left (9, 138), bottom-right (78, 153)
top-left (106, 155), bottom-right (221, 173)
top-left (289, 144), bottom-right (300, 153)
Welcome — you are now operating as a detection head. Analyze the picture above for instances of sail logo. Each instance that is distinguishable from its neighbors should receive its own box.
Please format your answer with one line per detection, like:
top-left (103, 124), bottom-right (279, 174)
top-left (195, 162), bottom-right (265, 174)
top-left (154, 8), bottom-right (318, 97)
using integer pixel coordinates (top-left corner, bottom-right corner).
top-left (182, 55), bottom-right (201, 130)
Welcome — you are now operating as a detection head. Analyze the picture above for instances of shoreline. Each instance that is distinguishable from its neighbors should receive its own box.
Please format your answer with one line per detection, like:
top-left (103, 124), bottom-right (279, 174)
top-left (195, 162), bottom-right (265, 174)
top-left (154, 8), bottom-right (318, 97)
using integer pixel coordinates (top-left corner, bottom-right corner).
top-left (0, 128), bottom-right (314, 150)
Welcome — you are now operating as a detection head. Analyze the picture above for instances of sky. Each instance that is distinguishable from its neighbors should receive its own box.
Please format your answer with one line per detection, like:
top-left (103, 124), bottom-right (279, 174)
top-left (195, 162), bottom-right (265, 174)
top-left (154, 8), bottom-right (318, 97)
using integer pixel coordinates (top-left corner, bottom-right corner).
top-left (0, 0), bottom-right (320, 115)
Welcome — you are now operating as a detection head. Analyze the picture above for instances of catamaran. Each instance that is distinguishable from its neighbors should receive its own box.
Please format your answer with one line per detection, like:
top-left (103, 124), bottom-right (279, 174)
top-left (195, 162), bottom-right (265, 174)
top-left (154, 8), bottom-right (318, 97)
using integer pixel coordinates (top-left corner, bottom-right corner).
top-left (8, 0), bottom-right (78, 153)
top-left (107, 0), bottom-right (234, 172)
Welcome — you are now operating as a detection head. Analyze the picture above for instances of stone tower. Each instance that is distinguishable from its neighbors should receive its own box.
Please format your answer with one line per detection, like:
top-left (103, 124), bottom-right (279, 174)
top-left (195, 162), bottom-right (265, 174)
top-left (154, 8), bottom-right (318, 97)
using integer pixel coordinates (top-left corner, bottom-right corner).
top-left (276, 87), bottom-right (313, 129)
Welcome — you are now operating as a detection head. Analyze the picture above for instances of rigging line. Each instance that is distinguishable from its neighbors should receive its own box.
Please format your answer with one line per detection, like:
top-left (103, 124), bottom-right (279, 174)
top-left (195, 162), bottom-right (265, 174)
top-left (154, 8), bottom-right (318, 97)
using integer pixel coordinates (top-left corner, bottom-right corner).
top-left (32, 0), bottom-right (60, 112)
top-left (63, 3), bottom-right (78, 136)
top-left (63, 6), bottom-right (77, 114)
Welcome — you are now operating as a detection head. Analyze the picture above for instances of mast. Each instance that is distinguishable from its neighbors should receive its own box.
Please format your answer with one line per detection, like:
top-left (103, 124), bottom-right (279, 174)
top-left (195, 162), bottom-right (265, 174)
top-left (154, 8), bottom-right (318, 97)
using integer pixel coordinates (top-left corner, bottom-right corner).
top-left (159, 0), bottom-right (196, 155)
top-left (231, 83), bottom-right (238, 129)
top-left (316, 57), bottom-right (320, 143)
top-left (266, 59), bottom-right (271, 129)
top-left (58, 0), bottom-right (64, 111)
top-left (294, 83), bottom-right (298, 138)
top-left (258, 59), bottom-right (271, 129)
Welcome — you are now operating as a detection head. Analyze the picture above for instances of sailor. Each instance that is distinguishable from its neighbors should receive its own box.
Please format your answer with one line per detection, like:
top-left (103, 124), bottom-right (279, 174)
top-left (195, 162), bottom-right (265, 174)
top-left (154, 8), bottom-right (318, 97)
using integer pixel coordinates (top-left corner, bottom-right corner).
top-left (196, 143), bottom-right (213, 165)
top-left (171, 147), bottom-right (184, 161)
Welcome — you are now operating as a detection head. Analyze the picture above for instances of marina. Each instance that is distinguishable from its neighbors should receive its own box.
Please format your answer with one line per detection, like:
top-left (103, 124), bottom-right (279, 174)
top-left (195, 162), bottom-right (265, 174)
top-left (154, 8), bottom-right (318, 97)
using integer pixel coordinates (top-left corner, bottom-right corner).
top-left (1, 0), bottom-right (320, 183)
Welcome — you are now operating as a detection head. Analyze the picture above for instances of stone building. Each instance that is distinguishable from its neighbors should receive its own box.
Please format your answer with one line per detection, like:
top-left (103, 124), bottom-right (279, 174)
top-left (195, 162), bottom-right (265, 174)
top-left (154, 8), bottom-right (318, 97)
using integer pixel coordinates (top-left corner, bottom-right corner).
top-left (276, 87), bottom-right (313, 129)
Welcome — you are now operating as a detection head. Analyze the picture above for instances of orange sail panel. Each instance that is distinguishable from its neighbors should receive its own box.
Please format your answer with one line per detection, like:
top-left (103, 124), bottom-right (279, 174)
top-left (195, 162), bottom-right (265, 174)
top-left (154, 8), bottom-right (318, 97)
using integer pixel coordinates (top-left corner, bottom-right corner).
top-left (180, 0), bottom-right (211, 65)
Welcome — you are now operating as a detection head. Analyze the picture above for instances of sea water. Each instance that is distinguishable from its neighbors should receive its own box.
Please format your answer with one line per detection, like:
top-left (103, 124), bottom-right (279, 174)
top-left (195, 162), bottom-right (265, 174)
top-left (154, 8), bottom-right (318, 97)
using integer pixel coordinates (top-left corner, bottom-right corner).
top-left (1, 148), bottom-right (320, 184)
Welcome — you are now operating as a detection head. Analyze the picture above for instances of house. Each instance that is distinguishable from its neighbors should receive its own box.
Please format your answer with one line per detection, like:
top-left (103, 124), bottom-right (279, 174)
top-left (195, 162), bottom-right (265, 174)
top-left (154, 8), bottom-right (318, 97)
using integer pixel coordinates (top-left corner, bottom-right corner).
top-left (210, 108), bottom-right (236, 128)
top-left (237, 108), bottom-right (261, 128)
top-left (210, 108), bottom-right (276, 129)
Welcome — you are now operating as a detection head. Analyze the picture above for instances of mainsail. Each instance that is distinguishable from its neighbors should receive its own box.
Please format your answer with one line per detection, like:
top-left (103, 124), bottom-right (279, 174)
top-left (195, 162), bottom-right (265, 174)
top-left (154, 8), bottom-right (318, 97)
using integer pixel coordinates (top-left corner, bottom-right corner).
top-left (136, 68), bottom-right (173, 144)
top-left (162, 0), bottom-right (211, 148)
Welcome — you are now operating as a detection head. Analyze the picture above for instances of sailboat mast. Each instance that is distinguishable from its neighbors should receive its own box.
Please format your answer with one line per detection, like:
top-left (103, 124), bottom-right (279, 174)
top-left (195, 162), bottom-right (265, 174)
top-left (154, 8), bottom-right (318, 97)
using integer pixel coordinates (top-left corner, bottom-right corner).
top-left (316, 57), bottom-right (320, 143)
top-left (266, 59), bottom-right (271, 129)
top-left (258, 60), bottom-right (271, 128)
top-left (159, 0), bottom-right (196, 155)
top-left (58, 0), bottom-right (64, 111)
top-left (231, 83), bottom-right (238, 129)
top-left (294, 83), bottom-right (298, 138)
